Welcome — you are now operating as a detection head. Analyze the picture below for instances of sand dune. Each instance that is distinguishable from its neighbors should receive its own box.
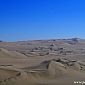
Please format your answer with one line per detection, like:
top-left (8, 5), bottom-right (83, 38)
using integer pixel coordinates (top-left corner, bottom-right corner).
top-left (0, 39), bottom-right (85, 85)
top-left (0, 48), bottom-right (27, 59)
top-left (0, 58), bottom-right (85, 85)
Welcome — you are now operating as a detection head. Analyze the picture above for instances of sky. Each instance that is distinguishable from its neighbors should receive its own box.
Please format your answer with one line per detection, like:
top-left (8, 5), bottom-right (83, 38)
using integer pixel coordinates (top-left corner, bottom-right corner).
top-left (0, 0), bottom-right (85, 41)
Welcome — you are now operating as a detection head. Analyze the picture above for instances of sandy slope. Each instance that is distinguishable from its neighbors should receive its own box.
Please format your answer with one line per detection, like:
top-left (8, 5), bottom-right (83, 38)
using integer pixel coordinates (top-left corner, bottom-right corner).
top-left (0, 48), bottom-right (27, 59)
top-left (0, 39), bottom-right (85, 85)
top-left (0, 58), bottom-right (85, 85)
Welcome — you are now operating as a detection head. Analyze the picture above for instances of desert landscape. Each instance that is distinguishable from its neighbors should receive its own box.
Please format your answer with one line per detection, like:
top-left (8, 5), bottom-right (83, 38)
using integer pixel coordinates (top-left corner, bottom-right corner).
top-left (0, 38), bottom-right (85, 85)
top-left (1, 0), bottom-right (85, 85)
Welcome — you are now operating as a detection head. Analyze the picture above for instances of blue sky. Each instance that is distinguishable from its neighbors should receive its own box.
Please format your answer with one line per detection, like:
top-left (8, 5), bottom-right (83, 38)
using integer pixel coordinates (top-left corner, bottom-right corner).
top-left (0, 0), bottom-right (85, 41)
